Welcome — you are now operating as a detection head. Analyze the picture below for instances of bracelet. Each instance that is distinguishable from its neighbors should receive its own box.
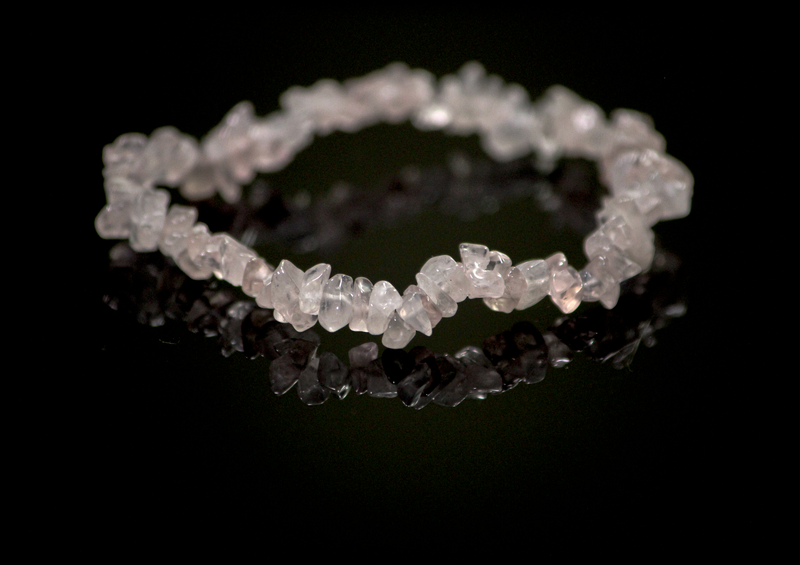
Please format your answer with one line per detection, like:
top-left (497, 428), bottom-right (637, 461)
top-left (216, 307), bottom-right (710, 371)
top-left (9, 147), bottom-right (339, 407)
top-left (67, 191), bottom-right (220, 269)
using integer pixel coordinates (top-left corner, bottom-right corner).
top-left (96, 62), bottom-right (693, 350)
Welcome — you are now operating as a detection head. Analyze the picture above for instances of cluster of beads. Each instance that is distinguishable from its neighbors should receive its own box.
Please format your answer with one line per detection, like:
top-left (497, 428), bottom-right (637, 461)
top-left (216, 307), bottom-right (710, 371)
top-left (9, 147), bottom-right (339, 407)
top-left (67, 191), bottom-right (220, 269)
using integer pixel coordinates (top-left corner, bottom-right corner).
top-left (104, 241), bottom-right (685, 407)
top-left (96, 62), bottom-right (693, 349)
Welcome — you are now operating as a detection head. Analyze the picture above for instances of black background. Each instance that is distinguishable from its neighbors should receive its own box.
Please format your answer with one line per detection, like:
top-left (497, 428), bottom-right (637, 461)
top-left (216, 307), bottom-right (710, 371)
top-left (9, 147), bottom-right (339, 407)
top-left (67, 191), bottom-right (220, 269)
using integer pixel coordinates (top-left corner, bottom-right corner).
top-left (81, 15), bottom-right (719, 531)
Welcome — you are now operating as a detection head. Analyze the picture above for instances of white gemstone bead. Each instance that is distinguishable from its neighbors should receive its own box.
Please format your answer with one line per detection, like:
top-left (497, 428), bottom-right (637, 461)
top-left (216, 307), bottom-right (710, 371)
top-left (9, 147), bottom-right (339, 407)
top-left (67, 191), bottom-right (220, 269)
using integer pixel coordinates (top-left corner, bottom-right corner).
top-left (195, 234), bottom-right (226, 279)
top-left (484, 266), bottom-right (526, 313)
top-left (585, 212), bottom-right (654, 274)
top-left (158, 204), bottom-right (197, 258)
top-left (465, 265), bottom-right (505, 298)
top-left (286, 310), bottom-right (318, 332)
top-left (272, 259), bottom-right (305, 320)
top-left (579, 256), bottom-right (618, 303)
top-left (249, 113), bottom-right (313, 173)
top-left (319, 274), bottom-right (354, 332)
top-left (367, 281), bottom-right (403, 335)
top-left (399, 287), bottom-right (433, 336)
top-left (348, 277), bottom-right (373, 332)
top-left (255, 270), bottom-right (275, 308)
top-left (486, 250), bottom-right (513, 277)
top-left (458, 243), bottom-right (490, 269)
top-left (382, 312), bottom-right (416, 349)
top-left (95, 177), bottom-right (145, 239)
top-left (405, 285), bottom-right (442, 330)
top-left (179, 160), bottom-right (218, 201)
top-left (415, 272), bottom-right (457, 318)
top-left (220, 236), bottom-right (256, 287)
top-left (514, 259), bottom-right (549, 310)
top-left (176, 223), bottom-right (212, 280)
top-left (604, 109), bottom-right (666, 157)
top-left (420, 255), bottom-right (470, 302)
top-left (538, 85), bottom-right (608, 157)
top-left (299, 263), bottom-right (331, 315)
top-left (102, 133), bottom-right (148, 180)
top-left (550, 265), bottom-right (582, 314)
top-left (129, 187), bottom-right (170, 252)
top-left (139, 127), bottom-right (199, 187)
top-left (606, 148), bottom-right (693, 224)
top-left (599, 282), bottom-right (621, 309)
top-left (545, 252), bottom-right (567, 273)
top-left (242, 257), bottom-right (274, 298)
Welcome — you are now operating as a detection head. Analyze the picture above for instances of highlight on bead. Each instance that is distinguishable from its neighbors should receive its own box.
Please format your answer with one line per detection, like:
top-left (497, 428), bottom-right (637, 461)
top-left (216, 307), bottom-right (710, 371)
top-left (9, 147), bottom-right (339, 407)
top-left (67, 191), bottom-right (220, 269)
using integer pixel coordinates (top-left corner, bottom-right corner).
top-left (96, 61), bottom-right (693, 349)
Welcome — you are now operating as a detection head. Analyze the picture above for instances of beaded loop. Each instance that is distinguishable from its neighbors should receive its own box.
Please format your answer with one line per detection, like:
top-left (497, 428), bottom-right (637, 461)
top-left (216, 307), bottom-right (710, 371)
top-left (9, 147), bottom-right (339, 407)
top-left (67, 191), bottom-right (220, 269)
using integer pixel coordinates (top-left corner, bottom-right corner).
top-left (96, 62), bottom-right (693, 349)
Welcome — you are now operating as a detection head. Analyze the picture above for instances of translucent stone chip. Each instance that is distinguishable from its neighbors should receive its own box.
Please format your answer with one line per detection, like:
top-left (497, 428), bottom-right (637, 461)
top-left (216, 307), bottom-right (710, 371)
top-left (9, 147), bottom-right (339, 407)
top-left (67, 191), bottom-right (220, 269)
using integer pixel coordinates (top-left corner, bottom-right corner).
top-left (242, 257), bottom-right (274, 298)
top-left (139, 126), bottom-right (199, 187)
top-left (179, 160), bottom-right (219, 201)
top-left (255, 271), bottom-right (275, 308)
top-left (605, 109), bottom-right (666, 156)
top-left (249, 113), bottom-right (313, 174)
top-left (579, 256), bottom-right (618, 303)
top-left (319, 274), bottom-right (354, 332)
top-left (484, 266), bottom-right (526, 313)
top-left (272, 259), bottom-right (305, 320)
top-left (578, 256), bottom-right (621, 308)
top-left (420, 255), bottom-right (470, 302)
top-left (486, 250), bottom-right (513, 277)
top-left (129, 187), bottom-right (170, 252)
top-left (606, 147), bottom-right (693, 224)
top-left (405, 285), bottom-right (442, 330)
top-left (415, 272), bottom-right (457, 318)
top-left (367, 281), bottom-right (403, 335)
top-left (348, 277), bottom-right (373, 332)
top-left (299, 264), bottom-right (331, 315)
top-left (220, 236), bottom-right (256, 287)
top-left (399, 287), bottom-right (433, 336)
top-left (286, 310), bottom-right (318, 332)
top-left (585, 211), bottom-right (654, 274)
top-left (158, 204), bottom-right (197, 258)
top-left (96, 177), bottom-right (145, 239)
top-left (382, 312), bottom-right (416, 349)
top-left (176, 223), bottom-right (212, 280)
top-left (194, 234), bottom-right (226, 279)
top-left (514, 260), bottom-right (549, 310)
top-left (102, 133), bottom-right (148, 180)
top-left (550, 265), bottom-right (582, 314)
top-left (458, 243), bottom-right (490, 269)
top-left (599, 281), bottom-right (621, 309)
top-left (465, 266), bottom-right (505, 298)
top-left (538, 85), bottom-right (609, 158)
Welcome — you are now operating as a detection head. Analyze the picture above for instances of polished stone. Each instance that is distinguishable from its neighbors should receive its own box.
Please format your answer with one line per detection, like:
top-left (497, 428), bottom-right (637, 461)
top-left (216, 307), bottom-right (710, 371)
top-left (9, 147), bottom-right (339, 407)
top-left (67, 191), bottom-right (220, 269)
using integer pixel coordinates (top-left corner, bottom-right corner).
top-left (319, 274), bottom-right (354, 332)
top-left (348, 277), bottom-right (373, 332)
top-left (399, 287), bottom-right (433, 336)
top-left (420, 255), bottom-right (470, 302)
top-left (242, 257), bottom-right (274, 299)
top-left (367, 281), bottom-right (403, 335)
top-left (220, 235), bottom-right (256, 287)
top-left (382, 312), bottom-right (416, 348)
top-left (158, 204), bottom-right (197, 259)
top-left (415, 272), bottom-right (457, 317)
top-left (514, 260), bottom-right (549, 310)
top-left (299, 263), bottom-right (331, 315)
